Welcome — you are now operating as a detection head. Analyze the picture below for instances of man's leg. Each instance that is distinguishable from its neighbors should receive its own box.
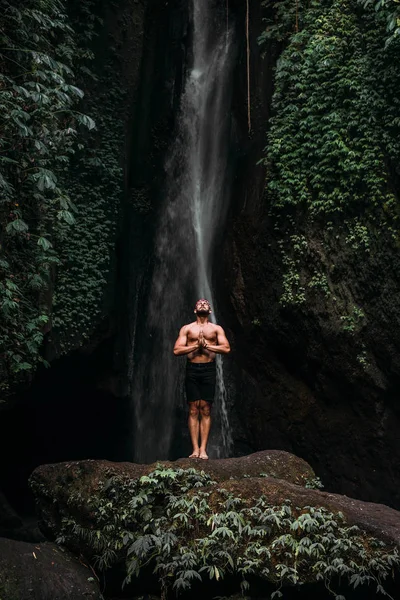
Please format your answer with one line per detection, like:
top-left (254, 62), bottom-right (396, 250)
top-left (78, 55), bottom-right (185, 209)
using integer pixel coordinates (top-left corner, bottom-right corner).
top-left (188, 400), bottom-right (200, 458)
top-left (199, 400), bottom-right (211, 459)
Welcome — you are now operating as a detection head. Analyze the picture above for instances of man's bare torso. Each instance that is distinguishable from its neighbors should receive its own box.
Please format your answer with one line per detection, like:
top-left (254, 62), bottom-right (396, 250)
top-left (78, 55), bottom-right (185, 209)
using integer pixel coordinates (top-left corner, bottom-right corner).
top-left (186, 322), bottom-right (218, 363)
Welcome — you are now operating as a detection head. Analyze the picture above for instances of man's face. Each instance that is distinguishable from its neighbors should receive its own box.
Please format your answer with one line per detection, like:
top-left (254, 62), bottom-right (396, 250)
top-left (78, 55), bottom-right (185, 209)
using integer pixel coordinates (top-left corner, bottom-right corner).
top-left (195, 299), bottom-right (211, 314)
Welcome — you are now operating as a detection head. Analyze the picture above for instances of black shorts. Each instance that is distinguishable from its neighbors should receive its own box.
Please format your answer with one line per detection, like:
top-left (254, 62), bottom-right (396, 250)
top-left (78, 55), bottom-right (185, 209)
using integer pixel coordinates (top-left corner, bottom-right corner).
top-left (185, 362), bottom-right (216, 404)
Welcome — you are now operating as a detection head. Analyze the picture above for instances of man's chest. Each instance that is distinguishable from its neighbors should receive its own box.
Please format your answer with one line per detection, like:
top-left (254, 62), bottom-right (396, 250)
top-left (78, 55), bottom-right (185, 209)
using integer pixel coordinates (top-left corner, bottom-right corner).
top-left (188, 325), bottom-right (217, 342)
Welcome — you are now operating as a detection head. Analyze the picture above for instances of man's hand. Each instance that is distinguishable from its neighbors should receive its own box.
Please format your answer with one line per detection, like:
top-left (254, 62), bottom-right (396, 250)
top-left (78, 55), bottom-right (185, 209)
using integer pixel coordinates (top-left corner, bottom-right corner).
top-left (198, 329), bottom-right (208, 349)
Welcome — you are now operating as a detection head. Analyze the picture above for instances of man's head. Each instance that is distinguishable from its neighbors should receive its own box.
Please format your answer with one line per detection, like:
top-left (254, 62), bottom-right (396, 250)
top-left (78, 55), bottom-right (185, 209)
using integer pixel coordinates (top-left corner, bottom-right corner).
top-left (194, 298), bottom-right (212, 315)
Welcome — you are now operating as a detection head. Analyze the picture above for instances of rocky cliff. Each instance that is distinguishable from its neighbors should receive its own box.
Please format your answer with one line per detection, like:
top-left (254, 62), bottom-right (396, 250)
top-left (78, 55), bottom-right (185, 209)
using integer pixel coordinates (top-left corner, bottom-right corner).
top-left (220, 0), bottom-right (400, 510)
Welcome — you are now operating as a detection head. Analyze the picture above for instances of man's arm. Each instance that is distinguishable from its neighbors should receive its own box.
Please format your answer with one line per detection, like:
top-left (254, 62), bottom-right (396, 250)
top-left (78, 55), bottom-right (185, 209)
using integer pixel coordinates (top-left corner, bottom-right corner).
top-left (203, 326), bottom-right (230, 355)
top-left (173, 326), bottom-right (199, 356)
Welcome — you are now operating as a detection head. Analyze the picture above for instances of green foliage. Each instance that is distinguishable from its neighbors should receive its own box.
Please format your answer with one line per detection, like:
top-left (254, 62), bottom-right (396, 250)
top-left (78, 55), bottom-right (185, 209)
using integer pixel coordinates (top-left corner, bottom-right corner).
top-left (51, 1), bottom-right (124, 352)
top-left (356, 345), bottom-right (368, 367)
top-left (0, 0), bottom-right (94, 390)
top-left (0, 0), bottom-right (125, 392)
top-left (52, 81), bottom-right (124, 351)
top-left (259, 0), bottom-right (400, 336)
top-left (340, 306), bottom-right (365, 334)
top-left (308, 272), bottom-right (331, 298)
top-left (302, 475), bottom-right (324, 490)
top-left (56, 466), bottom-right (398, 600)
top-left (358, 0), bottom-right (400, 45)
top-left (259, 0), bottom-right (307, 43)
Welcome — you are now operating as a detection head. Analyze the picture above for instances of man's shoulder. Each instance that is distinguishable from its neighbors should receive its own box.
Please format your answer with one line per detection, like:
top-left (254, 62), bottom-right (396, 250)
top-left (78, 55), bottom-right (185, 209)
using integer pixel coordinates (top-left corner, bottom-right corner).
top-left (182, 321), bottom-right (197, 330)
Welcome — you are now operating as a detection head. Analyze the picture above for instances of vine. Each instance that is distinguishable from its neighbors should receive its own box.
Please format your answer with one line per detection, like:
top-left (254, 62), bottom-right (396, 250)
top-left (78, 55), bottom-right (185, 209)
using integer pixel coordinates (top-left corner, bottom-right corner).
top-left (51, 88), bottom-right (123, 352)
top-left (0, 0), bottom-right (94, 393)
top-left (259, 0), bottom-right (400, 339)
top-left (358, 0), bottom-right (400, 45)
top-left (0, 0), bottom-right (126, 393)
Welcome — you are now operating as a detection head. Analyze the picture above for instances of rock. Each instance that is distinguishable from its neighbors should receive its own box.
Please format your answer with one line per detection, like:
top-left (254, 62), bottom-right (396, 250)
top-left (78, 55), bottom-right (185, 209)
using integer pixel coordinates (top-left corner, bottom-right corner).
top-left (29, 451), bottom-right (400, 548)
top-left (205, 478), bottom-right (400, 548)
top-left (223, 133), bottom-right (400, 510)
top-left (174, 449), bottom-right (316, 486)
top-left (0, 537), bottom-right (102, 600)
top-left (29, 451), bottom-right (400, 599)
top-left (29, 450), bottom-right (315, 538)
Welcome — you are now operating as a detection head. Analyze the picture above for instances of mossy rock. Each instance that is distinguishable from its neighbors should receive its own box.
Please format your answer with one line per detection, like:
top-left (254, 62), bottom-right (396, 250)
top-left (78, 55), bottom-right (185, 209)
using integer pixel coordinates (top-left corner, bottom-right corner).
top-left (29, 451), bottom-right (400, 598)
top-left (29, 450), bottom-right (314, 537)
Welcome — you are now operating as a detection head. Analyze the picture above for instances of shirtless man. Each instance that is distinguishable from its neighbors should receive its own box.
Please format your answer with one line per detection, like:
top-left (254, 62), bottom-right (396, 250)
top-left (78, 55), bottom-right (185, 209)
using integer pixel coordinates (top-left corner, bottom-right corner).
top-left (173, 299), bottom-right (230, 459)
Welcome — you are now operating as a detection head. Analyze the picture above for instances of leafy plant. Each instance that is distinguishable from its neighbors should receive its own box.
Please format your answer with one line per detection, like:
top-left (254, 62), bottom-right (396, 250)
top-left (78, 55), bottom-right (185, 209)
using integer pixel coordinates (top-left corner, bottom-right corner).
top-left (54, 465), bottom-right (399, 600)
top-left (340, 306), bottom-right (365, 334)
top-left (303, 475), bottom-right (324, 490)
top-left (50, 0), bottom-right (125, 353)
top-left (259, 0), bottom-right (307, 43)
top-left (0, 0), bottom-right (126, 394)
top-left (358, 0), bottom-right (400, 45)
top-left (0, 0), bottom-right (94, 391)
top-left (259, 0), bottom-right (400, 339)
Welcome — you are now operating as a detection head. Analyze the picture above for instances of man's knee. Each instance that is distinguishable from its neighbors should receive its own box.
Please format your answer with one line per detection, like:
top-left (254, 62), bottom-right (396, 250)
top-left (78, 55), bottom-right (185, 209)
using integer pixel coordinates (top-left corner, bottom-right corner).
top-left (189, 402), bottom-right (200, 417)
top-left (200, 401), bottom-right (211, 417)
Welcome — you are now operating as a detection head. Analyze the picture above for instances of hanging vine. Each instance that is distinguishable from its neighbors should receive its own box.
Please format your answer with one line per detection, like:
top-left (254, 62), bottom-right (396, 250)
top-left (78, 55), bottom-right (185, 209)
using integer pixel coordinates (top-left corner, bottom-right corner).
top-left (259, 0), bottom-right (400, 353)
top-left (0, 0), bottom-right (94, 392)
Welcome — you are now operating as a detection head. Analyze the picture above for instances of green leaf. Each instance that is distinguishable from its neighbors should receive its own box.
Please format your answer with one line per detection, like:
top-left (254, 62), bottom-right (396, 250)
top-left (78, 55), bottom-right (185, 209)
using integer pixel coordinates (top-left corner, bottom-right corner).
top-left (6, 219), bottom-right (29, 234)
top-left (37, 237), bottom-right (52, 250)
top-left (68, 85), bottom-right (85, 98)
top-left (57, 210), bottom-right (75, 225)
top-left (32, 168), bottom-right (58, 191)
top-left (77, 113), bottom-right (96, 130)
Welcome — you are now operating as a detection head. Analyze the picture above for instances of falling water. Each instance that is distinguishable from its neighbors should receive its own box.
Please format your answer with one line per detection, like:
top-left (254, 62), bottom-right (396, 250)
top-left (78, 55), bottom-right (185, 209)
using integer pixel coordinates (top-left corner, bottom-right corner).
top-left (132, 0), bottom-right (234, 462)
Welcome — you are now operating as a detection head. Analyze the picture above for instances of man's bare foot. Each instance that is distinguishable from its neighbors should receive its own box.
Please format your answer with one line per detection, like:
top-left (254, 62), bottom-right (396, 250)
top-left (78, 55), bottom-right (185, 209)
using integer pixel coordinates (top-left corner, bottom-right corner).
top-left (189, 451), bottom-right (200, 458)
top-left (199, 450), bottom-right (208, 460)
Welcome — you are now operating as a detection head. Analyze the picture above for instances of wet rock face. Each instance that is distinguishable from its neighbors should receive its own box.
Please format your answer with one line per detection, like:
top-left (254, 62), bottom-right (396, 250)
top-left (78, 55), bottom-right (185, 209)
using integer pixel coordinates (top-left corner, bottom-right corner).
top-left (0, 538), bottom-right (102, 600)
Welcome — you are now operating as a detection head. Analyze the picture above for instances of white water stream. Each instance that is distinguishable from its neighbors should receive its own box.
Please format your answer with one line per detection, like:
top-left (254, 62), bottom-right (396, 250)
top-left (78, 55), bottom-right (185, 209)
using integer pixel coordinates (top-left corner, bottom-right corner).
top-left (132, 0), bottom-right (234, 462)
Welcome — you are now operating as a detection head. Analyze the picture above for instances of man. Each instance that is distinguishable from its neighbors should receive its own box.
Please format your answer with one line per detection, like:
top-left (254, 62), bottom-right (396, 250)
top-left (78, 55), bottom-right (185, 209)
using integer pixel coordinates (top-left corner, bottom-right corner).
top-left (173, 299), bottom-right (230, 459)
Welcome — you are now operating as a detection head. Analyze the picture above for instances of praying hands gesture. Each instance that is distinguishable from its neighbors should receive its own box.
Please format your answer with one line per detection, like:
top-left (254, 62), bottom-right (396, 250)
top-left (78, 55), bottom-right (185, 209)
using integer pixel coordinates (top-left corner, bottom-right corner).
top-left (173, 322), bottom-right (230, 357)
top-left (198, 329), bottom-right (208, 349)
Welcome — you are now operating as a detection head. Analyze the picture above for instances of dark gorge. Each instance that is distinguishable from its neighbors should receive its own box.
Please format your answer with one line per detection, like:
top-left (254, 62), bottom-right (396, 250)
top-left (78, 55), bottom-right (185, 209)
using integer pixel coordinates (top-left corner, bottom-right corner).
top-left (1, 0), bottom-right (400, 598)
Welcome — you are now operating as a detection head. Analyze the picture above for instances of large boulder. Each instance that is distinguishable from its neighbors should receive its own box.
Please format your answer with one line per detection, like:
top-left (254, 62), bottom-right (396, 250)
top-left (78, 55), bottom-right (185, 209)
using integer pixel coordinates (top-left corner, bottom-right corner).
top-left (29, 450), bottom-right (315, 538)
top-left (0, 537), bottom-right (102, 600)
top-left (29, 451), bottom-right (400, 599)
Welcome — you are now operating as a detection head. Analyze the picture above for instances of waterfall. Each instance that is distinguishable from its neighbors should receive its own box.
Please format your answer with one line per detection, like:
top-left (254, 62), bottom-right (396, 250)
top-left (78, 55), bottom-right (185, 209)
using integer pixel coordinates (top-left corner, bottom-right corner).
top-left (131, 0), bottom-right (234, 462)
